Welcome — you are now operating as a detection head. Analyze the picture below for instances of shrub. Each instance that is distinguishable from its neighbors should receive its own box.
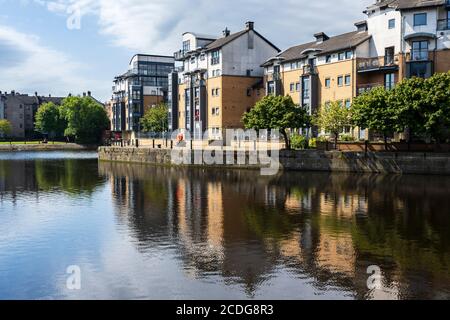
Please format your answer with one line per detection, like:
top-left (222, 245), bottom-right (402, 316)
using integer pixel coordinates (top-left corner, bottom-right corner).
top-left (290, 134), bottom-right (309, 150)
top-left (339, 134), bottom-right (356, 142)
top-left (308, 138), bottom-right (317, 149)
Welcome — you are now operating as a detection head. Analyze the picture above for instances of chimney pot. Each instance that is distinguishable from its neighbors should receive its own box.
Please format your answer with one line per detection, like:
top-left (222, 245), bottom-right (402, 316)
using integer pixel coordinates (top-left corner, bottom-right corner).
top-left (83, 92), bottom-right (86, 97)
top-left (88, 91), bottom-right (91, 97)
top-left (245, 21), bottom-right (254, 31)
top-left (223, 28), bottom-right (230, 37)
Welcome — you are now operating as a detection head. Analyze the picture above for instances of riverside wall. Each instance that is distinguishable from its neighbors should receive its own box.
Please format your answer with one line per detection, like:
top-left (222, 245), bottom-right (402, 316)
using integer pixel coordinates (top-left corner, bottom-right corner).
top-left (98, 146), bottom-right (450, 175)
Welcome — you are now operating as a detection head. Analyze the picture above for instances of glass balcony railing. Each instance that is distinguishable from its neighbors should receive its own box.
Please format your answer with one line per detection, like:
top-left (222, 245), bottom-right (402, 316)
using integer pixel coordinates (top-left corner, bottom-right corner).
top-left (410, 49), bottom-right (429, 61)
top-left (437, 19), bottom-right (450, 30)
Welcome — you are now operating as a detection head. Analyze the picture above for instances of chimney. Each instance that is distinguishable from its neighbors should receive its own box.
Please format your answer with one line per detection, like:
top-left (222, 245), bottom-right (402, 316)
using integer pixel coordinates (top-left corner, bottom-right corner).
top-left (314, 32), bottom-right (329, 43)
top-left (87, 91), bottom-right (91, 97)
top-left (223, 28), bottom-right (230, 37)
top-left (35, 92), bottom-right (38, 97)
top-left (83, 92), bottom-right (86, 97)
top-left (11, 90), bottom-right (15, 96)
top-left (354, 20), bottom-right (368, 32)
top-left (245, 21), bottom-right (254, 31)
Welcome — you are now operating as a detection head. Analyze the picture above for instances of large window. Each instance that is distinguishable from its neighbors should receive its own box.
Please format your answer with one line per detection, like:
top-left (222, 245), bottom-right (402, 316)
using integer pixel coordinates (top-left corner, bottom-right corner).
top-left (211, 50), bottom-right (220, 65)
top-left (412, 41), bottom-right (429, 61)
top-left (414, 13), bottom-right (427, 26)
top-left (182, 40), bottom-right (190, 53)
top-left (385, 73), bottom-right (395, 90)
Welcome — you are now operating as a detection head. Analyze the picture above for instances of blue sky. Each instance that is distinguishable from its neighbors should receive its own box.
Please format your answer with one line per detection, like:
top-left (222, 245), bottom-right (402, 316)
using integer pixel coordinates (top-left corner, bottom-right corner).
top-left (0, 0), bottom-right (373, 101)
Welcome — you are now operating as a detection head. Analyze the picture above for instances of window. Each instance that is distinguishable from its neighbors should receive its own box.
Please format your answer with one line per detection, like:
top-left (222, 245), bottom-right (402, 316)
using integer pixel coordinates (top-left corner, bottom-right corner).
top-left (212, 107), bottom-right (220, 116)
top-left (212, 89), bottom-right (216, 96)
top-left (388, 19), bottom-right (396, 29)
top-left (325, 78), bottom-right (331, 88)
top-left (200, 54), bottom-right (206, 61)
top-left (211, 50), bottom-right (220, 65)
top-left (337, 76), bottom-right (343, 87)
top-left (345, 51), bottom-right (352, 59)
top-left (385, 73), bottom-right (395, 90)
top-left (345, 75), bottom-right (351, 86)
top-left (414, 13), bottom-right (427, 26)
top-left (296, 82), bottom-right (300, 92)
top-left (326, 55), bottom-right (332, 63)
top-left (290, 83), bottom-right (295, 92)
top-left (182, 40), bottom-right (190, 53)
top-left (190, 57), bottom-right (196, 64)
top-left (268, 82), bottom-right (275, 95)
top-left (345, 99), bottom-right (351, 109)
top-left (412, 41), bottom-right (428, 60)
top-left (338, 52), bottom-right (345, 61)
top-left (291, 62), bottom-right (297, 70)
top-left (216, 69), bottom-right (221, 76)
top-left (246, 69), bottom-right (252, 77)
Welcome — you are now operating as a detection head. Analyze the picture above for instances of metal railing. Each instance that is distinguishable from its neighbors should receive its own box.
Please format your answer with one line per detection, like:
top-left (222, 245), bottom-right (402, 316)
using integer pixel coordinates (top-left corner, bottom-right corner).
top-left (356, 83), bottom-right (383, 95)
top-left (357, 57), bottom-right (397, 71)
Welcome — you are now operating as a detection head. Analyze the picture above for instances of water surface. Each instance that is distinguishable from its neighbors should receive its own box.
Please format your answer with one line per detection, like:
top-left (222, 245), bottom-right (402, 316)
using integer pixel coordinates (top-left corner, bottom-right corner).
top-left (0, 151), bottom-right (449, 300)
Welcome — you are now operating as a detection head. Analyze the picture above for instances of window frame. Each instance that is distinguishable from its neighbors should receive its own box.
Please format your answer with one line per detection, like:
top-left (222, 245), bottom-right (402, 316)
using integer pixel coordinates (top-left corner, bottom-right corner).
top-left (345, 74), bottom-right (351, 86)
top-left (325, 78), bottom-right (331, 88)
top-left (388, 19), bottom-right (396, 29)
top-left (337, 75), bottom-right (344, 87)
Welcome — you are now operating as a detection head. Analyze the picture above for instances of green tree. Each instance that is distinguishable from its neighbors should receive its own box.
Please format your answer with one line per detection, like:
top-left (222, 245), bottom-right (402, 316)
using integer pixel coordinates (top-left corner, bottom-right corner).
top-left (351, 86), bottom-right (397, 144)
top-left (242, 95), bottom-right (310, 149)
top-left (389, 77), bottom-right (427, 142)
top-left (422, 72), bottom-right (450, 142)
top-left (0, 119), bottom-right (12, 138)
top-left (60, 96), bottom-right (109, 143)
top-left (35, 102), bottom-right (66, 138)
top-left (313, 101), bottom-right (352, 146)
top-left (140, 103), bottom-right (169, 133)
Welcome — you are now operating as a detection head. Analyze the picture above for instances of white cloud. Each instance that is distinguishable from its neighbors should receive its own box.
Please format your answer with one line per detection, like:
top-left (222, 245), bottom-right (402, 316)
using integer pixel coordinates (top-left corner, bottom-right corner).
top-left (35, 0), bottom-right (374, 53)
top-left (0, 24), bottom-right (103, 98)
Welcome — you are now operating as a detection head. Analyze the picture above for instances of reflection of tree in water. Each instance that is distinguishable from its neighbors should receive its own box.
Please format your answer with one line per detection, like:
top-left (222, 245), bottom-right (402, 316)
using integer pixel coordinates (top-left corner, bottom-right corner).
top-left (100, 162), bottom-right (450, 299)
top-left (34, 159), bottom-right (105, 196)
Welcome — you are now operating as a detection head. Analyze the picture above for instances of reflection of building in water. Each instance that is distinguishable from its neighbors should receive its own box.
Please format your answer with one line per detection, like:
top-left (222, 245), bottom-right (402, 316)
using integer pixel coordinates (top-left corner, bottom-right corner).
top-left (100, 162), bottom-right (450, 299)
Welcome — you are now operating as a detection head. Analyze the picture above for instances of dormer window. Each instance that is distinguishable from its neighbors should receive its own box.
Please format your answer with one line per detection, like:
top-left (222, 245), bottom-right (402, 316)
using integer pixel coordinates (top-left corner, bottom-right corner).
top-left (388, 19), bottom-right (395, 29)
top-left (183, 40), bottom-right (191, 53)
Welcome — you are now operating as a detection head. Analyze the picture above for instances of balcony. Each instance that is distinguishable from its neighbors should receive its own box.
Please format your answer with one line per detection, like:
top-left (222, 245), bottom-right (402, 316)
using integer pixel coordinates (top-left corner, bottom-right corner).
top-left (174, 50), bottom-right (187, 61)
top-left (437, 19), bottom-right (450, 31)
top-left (356, 83), bottom-right (383, 95)
top-left (266, 73), bottom-right (281, 82)
top-left (409, 49), bottom-right (430, 62)
top-left (303, 64), bottom-right (317, 75)
top-left (357, 57), bottom-right (398, 72)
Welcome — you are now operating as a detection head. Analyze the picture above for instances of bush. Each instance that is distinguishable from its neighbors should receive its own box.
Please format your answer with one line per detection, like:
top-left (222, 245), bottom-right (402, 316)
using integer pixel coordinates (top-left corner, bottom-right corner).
top-left (290, 134), bottom-right (309, 150)
top-left (308, 138), bottom-right (317, 149)
top-left (317, 136), bottom-right (329, 143)
top-left (339, 134), bottom-right (356, 142)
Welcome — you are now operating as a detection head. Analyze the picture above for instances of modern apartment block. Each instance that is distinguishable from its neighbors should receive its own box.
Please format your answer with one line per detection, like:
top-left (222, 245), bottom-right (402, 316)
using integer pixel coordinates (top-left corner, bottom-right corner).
top-left (0, 91), bottom-right (64, 138)
top-left (111, 54), bottom-right (175, 137)
top-left (169, 22), bottom-right (280, 140)
top-left (263, 0), bottom-right (450, 140)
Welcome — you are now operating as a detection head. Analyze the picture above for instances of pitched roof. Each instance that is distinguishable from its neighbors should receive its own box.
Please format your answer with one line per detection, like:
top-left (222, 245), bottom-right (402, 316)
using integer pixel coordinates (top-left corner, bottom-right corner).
top-left (263, 31), bottom-right (371, 66)
top-left (367, 0), bottom-right (445, 10)
top-left (205, 29), bottom-right (280, 52)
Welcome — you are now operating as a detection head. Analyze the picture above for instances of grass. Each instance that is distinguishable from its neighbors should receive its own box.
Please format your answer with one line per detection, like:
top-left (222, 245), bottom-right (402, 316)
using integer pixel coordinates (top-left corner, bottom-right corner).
top-left (0, 141), bottom-right (67, 145)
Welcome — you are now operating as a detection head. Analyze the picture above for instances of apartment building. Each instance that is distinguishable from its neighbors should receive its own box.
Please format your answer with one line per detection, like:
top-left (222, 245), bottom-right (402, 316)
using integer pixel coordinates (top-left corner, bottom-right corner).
top-left (169, 22), bottom-right (280, 140)
top-left (0, 91), bottom-right (64, 138)
top-left (263, 0), bottom-right (450, 140)
top-left (111, 54), bottom-right (175, 138)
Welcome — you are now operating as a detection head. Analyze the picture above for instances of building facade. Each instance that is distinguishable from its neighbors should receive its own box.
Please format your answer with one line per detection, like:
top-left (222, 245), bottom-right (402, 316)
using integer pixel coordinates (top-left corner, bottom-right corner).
top-left (111, 54), bottom-right (175, 137)
top-left (0, 91), bottom-right (64, 138)
top-left (169, 22), bottom-right (280, 140)
top-left (262, 0), bottom-right (450, 140)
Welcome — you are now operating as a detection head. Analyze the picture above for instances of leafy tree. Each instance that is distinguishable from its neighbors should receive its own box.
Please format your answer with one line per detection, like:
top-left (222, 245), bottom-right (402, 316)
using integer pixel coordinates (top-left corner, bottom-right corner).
top-left (422, 72), bottom-right (450, 142)
top-left (389, 77), bottom-right (428, 142)
top-left (313, 101), bottom-right (352, 146)
top-left (0, 119), bottom-right (12, 137)
top-left (242, 95), bottom-right (310, 149)
top-left (140, 103), bottom-right (169, 133)
top-left (59, 96), bottom-right (109, 143)
top-left (35, 102), bottom-right (66, 138)
top-left (351, 87), bottom-right (397, 144)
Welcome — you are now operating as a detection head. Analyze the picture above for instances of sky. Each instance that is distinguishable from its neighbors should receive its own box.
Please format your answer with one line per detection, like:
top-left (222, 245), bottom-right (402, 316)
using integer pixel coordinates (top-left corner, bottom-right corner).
top-left (0, 0), bottom-right (374, 102)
